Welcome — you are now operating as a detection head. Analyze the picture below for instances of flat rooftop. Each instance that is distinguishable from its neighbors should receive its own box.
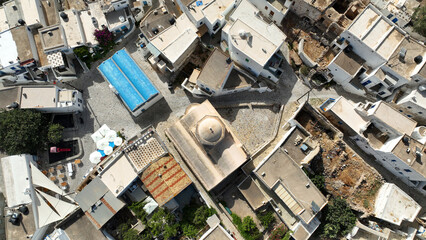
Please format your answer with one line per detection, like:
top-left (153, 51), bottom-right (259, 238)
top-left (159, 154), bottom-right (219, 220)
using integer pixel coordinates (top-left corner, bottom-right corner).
top-left (267, 0), bottom-right (288, 13)
top-left (281, 127), bottom-right (312, 165)
top-left (0, 7), bottom-right (8, 32)
top-left (0, 87), bottom-right (20, 110)
top-left (391, 135), bottom-right (426, 177)
top-left (197, 49), bottom-right (232, 91)
top-left (11, 26), bottom-right (35, 62)
top-left (223, 68), bottom-right (252, 90)
top-left (374, 183), bottom-right (421, 225)
top-left (3, 0), bottom-right (23, 28)
top-left (1, 155), bottom-right (32, 207)
top-left (21, 0), bottom-right (44, 26)
top-left (255, 148), bottom-right (327, 224)
top-left (228, 1), bottom-right (286, 66)
top-left (302, 0), bottom-right (334, 11)
top-left (39, 24), bottom-right (66, 52)
top-left (327, 97), bottom-right (368, 134)
top-left (386, 38), bottom-right (426, 79)
top-left (20, 86), bottom-right (57, 109)
top-left (348, 6), bottom-right (404, 60)
top-left (188, 0), bottom-right (234, 24)
top-left (106, 8), bottom-right (127, 29)
top-left (74, 178), bottom-right (126, 229)
top-left (140, 155), bottom-right (192, 206)
top-left (59, 10), bottom-right (82, 49)
top-left (238, 176), bottom-right (267, 210)
top-left (0, 30), bottom-right (18, 68)
top-left (228, 19), bottom-right (283, 67)
top-left (98, 154), bottom-right (138, 197)
top-left (82, 4), bottom-right (108, 45)
top-left (333, 51), bottom-right (365, 76)
top-left (140, 12), bottom-right (174, 40)
top-left (369, 101), bottom-right (417, 135)
top-left (150, 14), bottom-right (198, 64)
top-left (200, 224), bottom-right (234, 240)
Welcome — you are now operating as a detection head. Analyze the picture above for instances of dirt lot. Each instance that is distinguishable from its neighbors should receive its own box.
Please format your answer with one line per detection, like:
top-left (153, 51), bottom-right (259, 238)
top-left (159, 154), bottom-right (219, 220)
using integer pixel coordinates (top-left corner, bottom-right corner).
top-left (296, 109), bottom-right (383, 214)
top-left (281, 12), bottom-right (331, 68)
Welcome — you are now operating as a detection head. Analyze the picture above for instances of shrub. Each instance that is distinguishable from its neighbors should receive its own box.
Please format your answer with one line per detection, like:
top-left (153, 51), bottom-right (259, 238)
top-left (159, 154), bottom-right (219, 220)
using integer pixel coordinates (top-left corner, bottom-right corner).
top-left (257, 211), bottom-right (275, 229)
top-left (94, 27), bottom-right (115, 49)
top-left (231, 213), bottom-right (261, 240)
top-left (412, 6), bottom-right (426, 37)
top-left (269, 224), bottom-right (289, 240)
top-left (300, 65), bottom-right (310, 76)
top-left (48, 123), bottom-right (64, 144)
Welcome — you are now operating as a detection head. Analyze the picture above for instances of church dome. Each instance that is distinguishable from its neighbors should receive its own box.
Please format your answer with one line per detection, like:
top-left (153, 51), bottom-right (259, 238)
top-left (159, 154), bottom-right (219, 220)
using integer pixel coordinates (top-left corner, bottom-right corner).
top-left (196, 116), bottom-right (225, 145)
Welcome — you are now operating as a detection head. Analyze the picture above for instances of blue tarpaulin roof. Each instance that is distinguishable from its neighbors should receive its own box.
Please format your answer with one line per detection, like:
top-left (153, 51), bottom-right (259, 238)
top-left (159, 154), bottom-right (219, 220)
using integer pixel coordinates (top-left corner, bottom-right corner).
top-left (98, 49), bottom-right (159, 112)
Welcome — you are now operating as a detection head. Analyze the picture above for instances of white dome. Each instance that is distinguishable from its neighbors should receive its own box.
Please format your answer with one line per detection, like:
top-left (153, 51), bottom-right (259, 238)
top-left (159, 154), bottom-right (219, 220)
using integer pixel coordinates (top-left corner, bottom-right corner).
top-left (196, 116), bottom-right (225, 145)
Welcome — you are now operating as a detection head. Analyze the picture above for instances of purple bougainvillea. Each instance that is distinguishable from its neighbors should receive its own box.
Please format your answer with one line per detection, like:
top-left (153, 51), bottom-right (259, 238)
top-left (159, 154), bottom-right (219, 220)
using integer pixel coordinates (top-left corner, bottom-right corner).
top-left (94, 27), bottom-right (114, 48)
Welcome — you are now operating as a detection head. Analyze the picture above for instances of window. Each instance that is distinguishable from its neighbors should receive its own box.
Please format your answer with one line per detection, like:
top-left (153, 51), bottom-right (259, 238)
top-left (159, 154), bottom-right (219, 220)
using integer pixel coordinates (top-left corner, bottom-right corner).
top-left (391, 160), bottom-right (396, 162)
top-left (378, 91), bottom-right (386, 95)
top-left (407, 106), bottom-right (412, 109)
top-left (265, 6), bottom-right (268, 10)
top-left (387, 13), bottom-right (394, 19)
top-left (269, 11), bottom-right (274, 16)
top-left (362, 80), bottom-right (372, 86)
top-left (10, 67), bottom-right (16, 70)
top-left (399, 110), bottom-right (403, 112)
top-left (419, 112), bottom-right (423, 114)
top-left (245, 58), bottom-right (249, 62)
top-left (404, 169), bottom-right (412, 173)
top-left (407, 115), bottom-right (412, 118)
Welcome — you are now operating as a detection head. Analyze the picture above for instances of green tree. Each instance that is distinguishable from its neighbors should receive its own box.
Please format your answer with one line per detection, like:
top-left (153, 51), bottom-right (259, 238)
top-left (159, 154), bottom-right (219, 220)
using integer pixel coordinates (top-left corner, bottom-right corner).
top-left (147, 208), bottom-right (178, 239)
top-left (300, 65), bottom-right (310, 76)
top-left (258, 211), bottom-right (275, 229)
top-left (123, 229), bottom-right (140, 240)
top-left (48, 123), bottom-right (64, 144)
top-left (242, 216), bottom-right (257, 233)
top-left (320, 197), bottom-right (356, 239)
top-left (0, 109), bottom-right (49, 155)
top-left (412, 6), bottom-right (426, 37)
top-left (182, 224), bottom-right (198, 238)
top-left (128, 201), bottom-right (147, 223)
top-left (269, 224), bottom-right (289, 240)
top-left (193, 206), bottom-right (216, 226)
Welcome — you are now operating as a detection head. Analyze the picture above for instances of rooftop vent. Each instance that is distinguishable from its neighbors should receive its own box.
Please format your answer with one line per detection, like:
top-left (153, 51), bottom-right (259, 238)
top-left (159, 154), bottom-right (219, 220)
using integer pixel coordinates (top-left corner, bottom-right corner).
top-left (17, 19), bottom-right (25, 25)
top-left (402, 136), bottom-right (410, 145)
top-left (60, 12), bottom-right (68, 21)
top-left (414, 55), bottom-right (423, 64)
top-left (398, 47), bottom-right (406, 62)
top-left (169, 18), bottom-right (175, 25)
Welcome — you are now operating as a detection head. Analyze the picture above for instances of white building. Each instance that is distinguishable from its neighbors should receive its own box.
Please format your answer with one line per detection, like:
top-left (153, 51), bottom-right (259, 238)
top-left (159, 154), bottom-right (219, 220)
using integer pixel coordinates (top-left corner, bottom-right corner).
top-left (326, 4), bottom-right (426, 99)
top-left (321, 97), bottom-right (426, 194)
top-left (370, 0), bottom-right (421, 29)
top-left (147, 14), bottom-right (199, 72)
top-left (221, 0), bottom-right (286, 82)
top-left (394, 84), bottom-right (426, 124)
top-left (0, 85), bottom-right (84, 113)
top-left (182, 48), bottom-right (272, 96)
top-left (176, 0), bottom-right (236, 35)
top-left (374, 183), bottom-right (421, 225)
top-left (18, 0), bottom-right (46, 28)
top-left (248, 0), bottom-right (292, 27)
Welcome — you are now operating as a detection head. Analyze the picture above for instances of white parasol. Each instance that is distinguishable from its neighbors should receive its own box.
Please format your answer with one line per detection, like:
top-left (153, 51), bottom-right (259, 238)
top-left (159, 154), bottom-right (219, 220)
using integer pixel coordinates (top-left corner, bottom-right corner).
top-left (89, 151), bottom-right (102, 164)
top-left (96, 138), bottom-right (109, 150)
top-left (105, 130), bottom-right (117, 142)
top-left (98, 124), bottom-right (110, 136)
top-left (91, 131), bottom-right (103, 143)
top-left (104, 146), bottom-right (113, 155)
top-left (114, 137), bottom-right (123, 146)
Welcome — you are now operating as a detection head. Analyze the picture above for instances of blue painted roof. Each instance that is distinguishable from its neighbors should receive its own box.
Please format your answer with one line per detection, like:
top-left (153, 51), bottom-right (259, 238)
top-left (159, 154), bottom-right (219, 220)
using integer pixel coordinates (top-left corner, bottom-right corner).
top-left (98, 49), bottom-right (159, 112)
